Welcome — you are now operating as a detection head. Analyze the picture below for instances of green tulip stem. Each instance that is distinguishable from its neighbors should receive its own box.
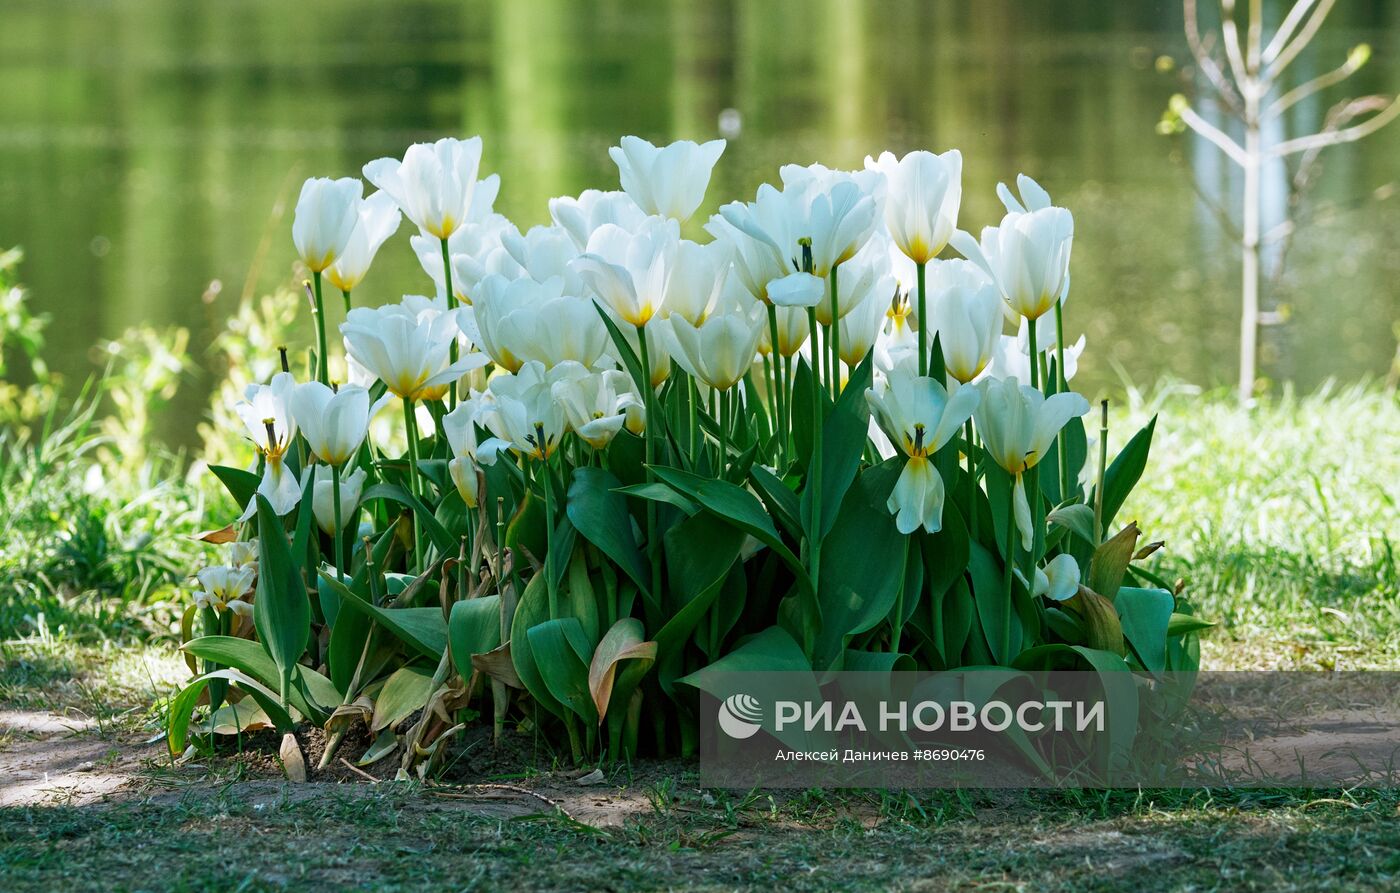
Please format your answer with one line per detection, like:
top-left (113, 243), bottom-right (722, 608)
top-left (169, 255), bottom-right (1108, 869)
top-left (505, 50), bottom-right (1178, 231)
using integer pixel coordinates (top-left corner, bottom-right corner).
top-left (916, 261), bottom-right (928, 377)
top-left (761, 354), bottom-right (778, 441)
top-left (441, 237), bottom-right (457, 411)
top-left (635, 323), bottom-right (661, 600)
top-left (1027, 315), bottom-right (1039, 391)
top-left (766, 305), bottom-right (786, 464)
top-left (1002, 476), bottom-right (1018, 661)
top-left (331, 461), bottom-right (346, 576)
top-left (964, 419), bottom-right (978, 541)
top-left (1054, 301), bottom-right (1070, 499)
top-left (718, 387), bottom-right (730, 480)
top-left (540, 449), bottom-right (559, 620)
top-left (806, 306), bottom-right (824, 589)
top-left (1094, 399), bottom-right (1109, 544)
top-left (829, 266), bottom-right (841, 398)
top-left (687, 375), bottom-right (699, 461)
top-left (342, 289), bottom-right (352, 315)
top-left (402, 397), bottom-right (425, 572)
top-left (312, 271), bottom-right (329, 385)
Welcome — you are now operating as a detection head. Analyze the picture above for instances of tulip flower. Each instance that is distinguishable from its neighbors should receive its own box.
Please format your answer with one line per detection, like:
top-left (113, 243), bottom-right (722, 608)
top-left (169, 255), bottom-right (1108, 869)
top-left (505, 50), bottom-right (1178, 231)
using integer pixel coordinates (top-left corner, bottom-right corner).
top-left (865, 367), bottom-right (980, 534)
top-left (440, 397), bottom-right (492, 508)
top-left (289, 381), bottom-right (374, 466)
top-left (661, 300), bottom-right (766, 393)
top-left (552, 369), bottom-right (640, 449)
top-left (1033, 554), bottom-right (1081, 602)
top-left (226, 540), bottom-right (259, 570)
top-left (312, 464), bottom-right (366, 537)
top-left (950, 178), bottom-right (1073, 325)
top-left (759, 304), bottom-right (812, 359)
top-left (777, 164), bottom-right (883, 278)
top-left (987, 325), bottom-right (1087, 387)
top-left (501, 224), bottom-right (586, 295)
top-left (292, 177), bottom-right (364, 274)
top-left (412, 216), bottom-right (517, 304)
top-left (341, 301), bottom-right (485, 402)
top-left (863, 150), bottom-right (963, 266)
top-left (234, 372), bottom-right (301, 520)
top-left (865, 149), bottom-right (962, 377)
top-left (363, 137), bottom-right (493, 240)
top-left (767, 271), bottom-right (825, 308)
top-left (820, 232), bottom-right (895, 326)
top-left (324, 191), bottom-right (402, 302)
top-left (572, 216), bottom-right (681, 328)
top-left (926, 259), bottom-right (1004, 385)
top-left (549, 189), bottom-right (647, 251)
top-left (837, 287), bottom-right (889, 369)
top-left (665, 240), bottom-right (732, 326)
top-left (476, 361), bottom-right (585, 462)
top-left (472, 274), bottom-right (608, 372)
top-left (704, 214), bottom-right (791, 306)
top-left (194, 565), bottom-right (256, 618)
top-left (610, 136), bottom-right (726, 222)
top-left (973, 376), bottom-right (1089, 549)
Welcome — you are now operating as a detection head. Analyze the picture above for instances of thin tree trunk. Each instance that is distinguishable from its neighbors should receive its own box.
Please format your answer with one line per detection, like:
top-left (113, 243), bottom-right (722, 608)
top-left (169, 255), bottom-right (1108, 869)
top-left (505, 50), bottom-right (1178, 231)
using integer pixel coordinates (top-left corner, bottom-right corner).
top-left (1239, 96), bottom-right (1261, 405)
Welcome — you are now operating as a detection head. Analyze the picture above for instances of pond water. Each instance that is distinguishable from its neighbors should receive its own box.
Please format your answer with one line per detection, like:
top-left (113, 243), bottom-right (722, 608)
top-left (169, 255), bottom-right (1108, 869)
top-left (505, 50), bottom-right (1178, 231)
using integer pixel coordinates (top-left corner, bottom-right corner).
top-left (3, 0), bottom-right (1398, 446)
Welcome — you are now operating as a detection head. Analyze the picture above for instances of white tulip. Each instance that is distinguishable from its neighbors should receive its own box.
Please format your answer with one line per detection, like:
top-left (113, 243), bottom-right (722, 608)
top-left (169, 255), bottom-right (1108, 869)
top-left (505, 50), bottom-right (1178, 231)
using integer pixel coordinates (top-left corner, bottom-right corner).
top-left (951, 175), bottom-right (1073, 322)
top-left (194, 565), bottom-right (256, 617)
top-left (758, 304), bottom-right (811, 359)
top-left (865, 366), bottom-right (980, 534)
top-left (476, 361), bottom-right (586, 461)
top-left (704, 214), bottom-right (791, 305)
top-left (289, 381), bottom-right (374, 466)
top-left (412, 215), bottom-right (517, 303)
top-left (777, 164), bottom-right (882, 277)
top-left (822, 232), bottom-right (896, 326)
top-left (665, 240), bottom-right (732, 326)
top-left (441, 398), bottom-right (492, 507)
top-left (292, 177), bottom-right (364, 273)
top-left (363, 137), bottom-right (494, 240)
top-left (472, 274), bottom-right (608, 372)
top-left (552, 369), bottom-right (640, 449)
top-left (233, 372), bottom-right (302, 520)
top-left (610, 136), bottom-right (726, 222)
top-left (767, 271), bottom-right (825, 308)
top-left (226, 540), bottom-right (259, 569)
top-left (926, 259), bottom-right (1004, 384)
top-left (549, 189), bottom-right (647, 251)
top-left (863, 149), bottom-right (963, 264)
top-left (501, 225), bottom-right (586, 294)
top-left (661, 300), bottom-right (766, 392)
top-left (837, 286), bottom-right (889, 368)
top-left (311, 465), bottom-right (366, 535)
top-left (1034, 554), bottom-right (1081, 602)
top-left (572, 217), bottom-right (681, 327)
top-left (973, 376), bottom-right (1089, 548)
top-left (324, 191), bottom-right (402, 293)
top-left (341, 301), bottom-right (486, 401)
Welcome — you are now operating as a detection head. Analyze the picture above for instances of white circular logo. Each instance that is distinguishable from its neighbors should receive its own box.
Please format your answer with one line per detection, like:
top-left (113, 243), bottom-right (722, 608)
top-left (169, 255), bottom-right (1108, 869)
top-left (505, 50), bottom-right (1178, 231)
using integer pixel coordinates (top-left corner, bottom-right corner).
top-left (717, 693), bottom-right (763, 739)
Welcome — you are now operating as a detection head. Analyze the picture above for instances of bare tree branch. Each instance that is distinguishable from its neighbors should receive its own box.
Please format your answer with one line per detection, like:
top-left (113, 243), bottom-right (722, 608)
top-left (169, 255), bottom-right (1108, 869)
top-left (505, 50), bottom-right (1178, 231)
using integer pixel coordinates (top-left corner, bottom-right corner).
top-left (1246, 0), bottom-right (1264, 70)
top-left (1184, 0), bottom-right (1244, 112)
top-left (1262, 0), bottom-right (1319, 65)
top-left (1271, 94), bottom-right (1400, 156)
top-left (1177, 100), bottom-right (1251, 165)
top-left (1268, 0), bottom-right (1338, 76)
top-left (1266, 48), bottom-right (1367, 119)
top-left (1219, 0), bottom-right (1253, 87)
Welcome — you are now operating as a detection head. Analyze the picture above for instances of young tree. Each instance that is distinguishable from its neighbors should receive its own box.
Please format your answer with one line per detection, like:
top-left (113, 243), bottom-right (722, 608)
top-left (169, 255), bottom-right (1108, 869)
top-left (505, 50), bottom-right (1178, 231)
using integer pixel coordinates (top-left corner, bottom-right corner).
top-left (1163, 0), bottom-right (1399, 404)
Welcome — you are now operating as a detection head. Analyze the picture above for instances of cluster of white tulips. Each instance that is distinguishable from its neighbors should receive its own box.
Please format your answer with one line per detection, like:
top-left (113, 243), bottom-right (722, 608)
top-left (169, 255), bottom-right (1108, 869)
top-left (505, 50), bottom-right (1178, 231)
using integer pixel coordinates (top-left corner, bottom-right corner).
top-left (179, 132), bottom-right (1195, 767)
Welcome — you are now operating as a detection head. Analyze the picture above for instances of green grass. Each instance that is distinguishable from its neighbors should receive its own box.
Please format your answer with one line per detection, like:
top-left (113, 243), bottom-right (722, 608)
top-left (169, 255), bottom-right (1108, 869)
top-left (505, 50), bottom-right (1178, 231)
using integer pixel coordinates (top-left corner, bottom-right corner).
top-left (0, 777), bottom-right (1397, 891)
top-left (1118, 382), bottom-right (1400, 669)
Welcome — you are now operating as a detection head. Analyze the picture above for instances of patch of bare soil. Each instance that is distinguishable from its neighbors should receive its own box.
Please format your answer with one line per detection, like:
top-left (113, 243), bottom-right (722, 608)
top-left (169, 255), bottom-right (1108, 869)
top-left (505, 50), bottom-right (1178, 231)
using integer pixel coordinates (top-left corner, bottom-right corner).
top-left (0, 710), bottom-right (167, 807)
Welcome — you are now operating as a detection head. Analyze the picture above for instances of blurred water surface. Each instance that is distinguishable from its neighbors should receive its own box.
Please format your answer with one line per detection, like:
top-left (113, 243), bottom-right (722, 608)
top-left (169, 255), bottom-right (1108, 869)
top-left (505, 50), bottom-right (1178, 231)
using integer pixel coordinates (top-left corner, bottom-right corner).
top-left (2, 0), bottom-right (1398, 445)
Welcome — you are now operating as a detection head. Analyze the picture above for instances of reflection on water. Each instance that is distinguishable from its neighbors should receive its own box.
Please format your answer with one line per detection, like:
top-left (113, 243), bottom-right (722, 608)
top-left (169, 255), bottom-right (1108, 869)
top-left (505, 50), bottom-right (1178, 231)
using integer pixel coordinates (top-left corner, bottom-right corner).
top-left (2, 0), bottom-right (1397, 445)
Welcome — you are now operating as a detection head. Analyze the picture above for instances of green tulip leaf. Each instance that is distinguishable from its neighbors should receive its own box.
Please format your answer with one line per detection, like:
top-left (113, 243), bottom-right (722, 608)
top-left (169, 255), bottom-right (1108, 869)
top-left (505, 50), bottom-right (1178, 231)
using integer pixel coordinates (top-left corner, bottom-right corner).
top-left (448, 596), bottom-right (503, 682)
top-left (1115, 587), bottom-right (1175, 674)
top-left (527, 617), bottom-right (598, 724)
top-left (319, 571), bottom-right (447, 661)
top-left (371, 665), bottom-right (437, 733)
top-left (253, 495), bottom-right (312, 705)
top-left (567, 467), bottom-right (650, 599)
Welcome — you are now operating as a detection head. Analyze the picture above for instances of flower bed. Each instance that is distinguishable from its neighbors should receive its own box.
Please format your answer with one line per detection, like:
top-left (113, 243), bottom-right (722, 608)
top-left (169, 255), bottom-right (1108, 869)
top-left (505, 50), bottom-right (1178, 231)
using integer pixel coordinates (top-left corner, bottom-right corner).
top-left (172, 135), bottom-right (1206, 777)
